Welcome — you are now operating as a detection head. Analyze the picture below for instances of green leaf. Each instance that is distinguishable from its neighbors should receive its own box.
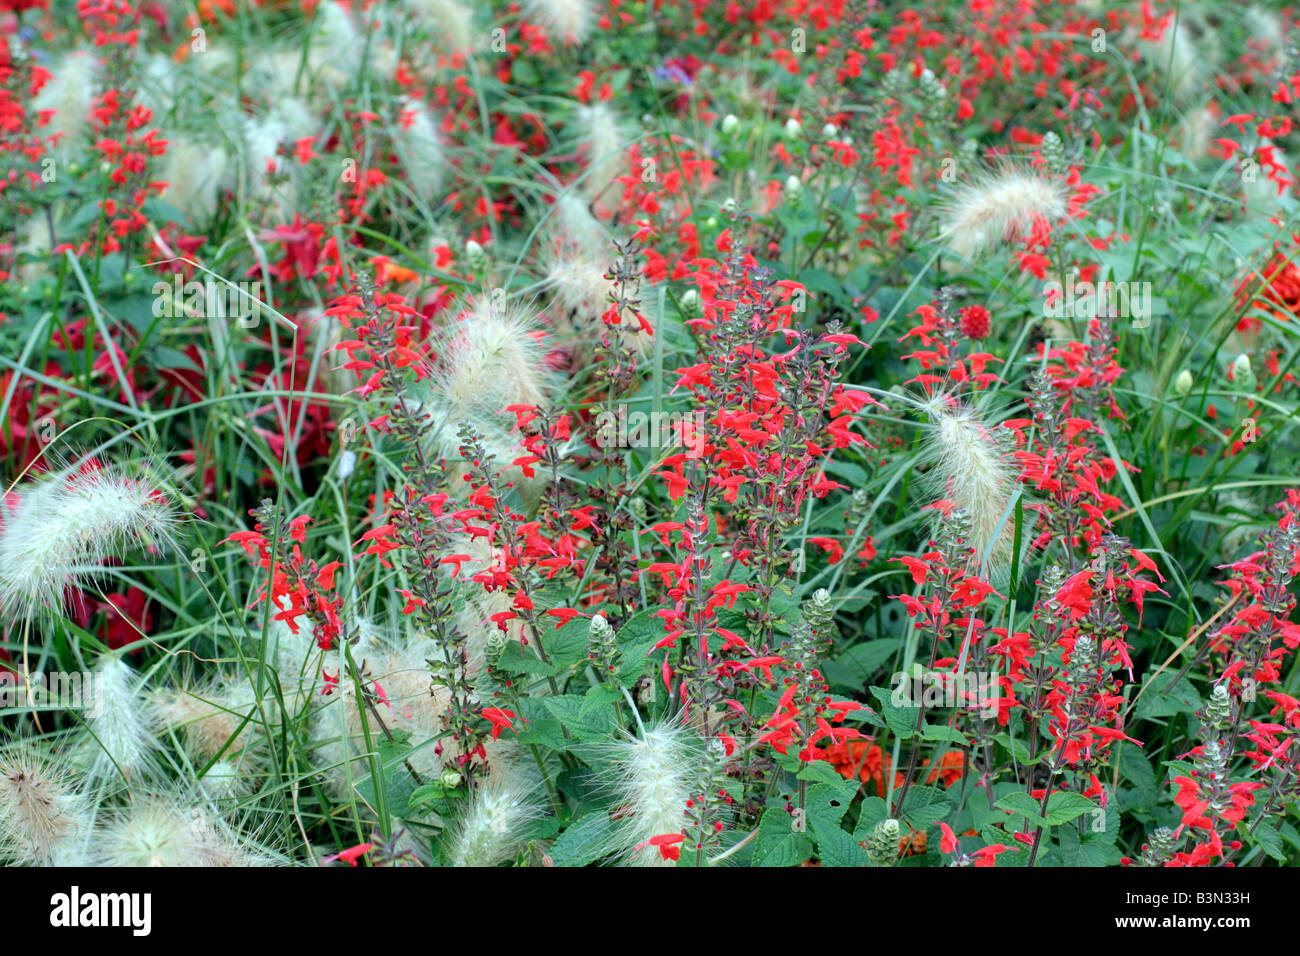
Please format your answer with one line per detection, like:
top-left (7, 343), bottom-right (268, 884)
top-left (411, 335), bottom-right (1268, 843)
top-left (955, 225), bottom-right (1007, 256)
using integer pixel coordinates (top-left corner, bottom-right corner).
top-left (1044, 792), bottom-right (1098, 827)
top-left (1135, 673), bottom-right (1202, 718)
top-left (996, 792), bottom-right (1048, 828)
top-left (921, 723), bottom-right (968, 745)
top-left (797, 760), bottom-right (851, 785)
top-left (804, 781), bottom-right (857, 835)
top-left (826, 639), bottom-right (900, 690)
top-left (752, 808), bottom-right (813, 867)
top-left (496, 641), bottom-right (560, 677)
top-left (898, 785), bottom-right (952, 829)
top-left (813, 823), bottom-right (868, 867)
top-left (549, 813), bottom-right (615, 867)
top-left (869, 684), bottom-right (919, 739)
top-left (543, 694), bottom-right (614, 741)
top-left (1118, 743), bottom-right (1158, 807)
top-left (1241, 820), bottom-right (1287, 862)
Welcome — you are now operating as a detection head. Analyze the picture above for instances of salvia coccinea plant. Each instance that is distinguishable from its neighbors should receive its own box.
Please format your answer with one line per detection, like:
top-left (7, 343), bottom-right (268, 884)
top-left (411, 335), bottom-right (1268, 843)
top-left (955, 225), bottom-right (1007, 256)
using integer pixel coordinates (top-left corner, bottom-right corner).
top-left (0, 0), bottom-right (1299, 881)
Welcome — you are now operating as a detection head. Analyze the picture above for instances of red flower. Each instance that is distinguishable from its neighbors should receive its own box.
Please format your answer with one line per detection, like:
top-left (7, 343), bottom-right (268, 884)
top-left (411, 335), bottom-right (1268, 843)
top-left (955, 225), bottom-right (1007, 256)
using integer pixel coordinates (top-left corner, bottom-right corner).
top-left (959, 305), bottom-right (991, 339)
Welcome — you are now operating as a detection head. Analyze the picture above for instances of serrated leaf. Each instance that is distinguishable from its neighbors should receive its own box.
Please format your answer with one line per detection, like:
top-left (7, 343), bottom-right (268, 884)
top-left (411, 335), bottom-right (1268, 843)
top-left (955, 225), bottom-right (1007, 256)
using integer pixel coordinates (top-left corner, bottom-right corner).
top-left (826, 639), bottom-right (900, 690)
top-left (1135, 673), bottom-right (1202, 718)
top-left (752, 808), bottom-right (812, 867)
top-left (921, 722), bottom-right (968, 744)
top-left (869, 684), bottom-right (919, 739)
top-left (496, 641), bottom-right (560, 677)
top-left (813, 823), bottom-right (868, 867)
top-left (549, 813), bottom-right (615, 867)
top-left (543, 694), bottom-right (614, 741)
top-left (1044, 792), bottom-right (1097, 826)
top-left (804, 781), bottom-right (856, 835)
top-left (996, 792), bottom-right (1047, 828)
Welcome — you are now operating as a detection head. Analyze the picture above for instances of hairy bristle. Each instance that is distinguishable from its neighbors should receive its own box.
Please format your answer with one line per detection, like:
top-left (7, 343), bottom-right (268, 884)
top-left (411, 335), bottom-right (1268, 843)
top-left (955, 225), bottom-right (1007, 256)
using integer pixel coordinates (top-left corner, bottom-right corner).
top-left (0, 462), bottom-right (177, 623)
top-left (939, 169), bottom-right (1067, 260)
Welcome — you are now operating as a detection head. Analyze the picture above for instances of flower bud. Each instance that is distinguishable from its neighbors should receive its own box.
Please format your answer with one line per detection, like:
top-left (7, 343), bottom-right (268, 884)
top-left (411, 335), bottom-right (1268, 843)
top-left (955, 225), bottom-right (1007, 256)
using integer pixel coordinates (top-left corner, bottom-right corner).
top-left (439, 767), bottom-right (463, 789)
top-left (1173, 369), bottom-right (1193, 396)
top-left (866, 818), bottom-right (900, 867)
top-left (721, 114), bottom-right (739, 135)
top-left (821, 122), bottom-right (838, 138)
top-left (784, 175), bottom-right (802, 196)
top-left (464, 239), bottom-right (484, 259)
top-left (1230, 353), bottom-right (1254, 388)
top-left (783, 118), bottom-right (802, 140)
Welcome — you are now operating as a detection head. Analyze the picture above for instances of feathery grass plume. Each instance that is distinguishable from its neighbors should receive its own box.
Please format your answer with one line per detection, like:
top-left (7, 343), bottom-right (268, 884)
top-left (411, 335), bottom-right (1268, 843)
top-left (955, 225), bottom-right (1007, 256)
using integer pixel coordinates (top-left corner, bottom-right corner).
top-left (434, 296), bottom-right (550, 417)
top-left (158, 137), bottom-right (230, 222)
top-left (937, 167), bottom-right (1067, 260)
top-left (82, 656), bottom-right (159, 785)
top-left (1244, 6), bottom-right (1283, 55)
top-left (157, 678), bottom-right (258, 767)
top-left (552, 194), bottom-right (608, 256)
top-left (307, 0), bottom-right (365, 88)
top-left (240, 97), bottom-right (315, 211)
top-left (403, 0), bottom-right (475, 53)
top-left (1175, 105), bottom-right (1215, 161)
top-left (15, 213), bottom-right (54, 284)
top-left (31, 49), bottom-right (97, 157)
top-left (448, 767), bottom-right (540, 867)
top-left (96, 800), bottom-right (276, 867)
top-left (544, 247), bottom-right (611, 321)
top-left (603, 719), bottom-right (698, 867)
top-left (1139, 9), bottom-right (1217, 101)
top-left (577, 102), bottom-right (628, 204)
top-left (524, 0), bottom-right (594, 45)
top-left (0, 461), bottom-right (177, 623)
top-left (920, 394), bottom-right (1020, 579)
top-left (0, 744), bottom-right (93, 865)
top-left (390, 96), bottom-right (444, 202)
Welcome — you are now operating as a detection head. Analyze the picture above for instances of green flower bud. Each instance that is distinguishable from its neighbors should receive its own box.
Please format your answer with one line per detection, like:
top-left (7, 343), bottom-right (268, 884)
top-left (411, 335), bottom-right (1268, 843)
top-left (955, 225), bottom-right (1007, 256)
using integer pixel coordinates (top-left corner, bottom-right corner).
top-left (866, 818), bottom-right (901, 867)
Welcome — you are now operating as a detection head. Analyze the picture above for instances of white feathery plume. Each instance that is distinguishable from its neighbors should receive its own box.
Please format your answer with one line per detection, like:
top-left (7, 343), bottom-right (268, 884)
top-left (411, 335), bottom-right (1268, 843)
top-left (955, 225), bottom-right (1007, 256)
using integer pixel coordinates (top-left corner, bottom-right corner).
top-left (448, 769), bottom-right (540, 867)
top-left (525, 0), bottom-right (594, 45)
top-left (391, 96), bottom-right (444, 202)
top-left (938, 167), bottom-right (1067, 260)
top-left (307, 0), bottom-right (365, 88)
top-left (158, 137), bottom-right (229, 222)
top-left (551, 194), bottom-right (608, 256)
top-left (544, 247), bottom-right (611, 320)
top-left (920, 395), bottom-right (1020, 577)
top-left (1140, 13), bottom-right (1215, 100)
top-left (434, 297), bottom-right (550, 417)
top-left (240, 96), bottom-right (315, 209)
top-left (604, 720), bottom-right (696, 866)
top-left (157, 678), bottom-right (257, 765)
top-left (0, 745), bottom-right (93, 865)
top-left (31, 49), bottom-right (97, 156)
top-left (96, 800), bottom-right (275, 866)
top-left (82, 656), bottom-right (158, 784)
top-left (577, 102), bottom-right (627, 203)
top-left (0, 462), bottom-right (177, 623)
top-left (403, 0), bottom-right (475, 53)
